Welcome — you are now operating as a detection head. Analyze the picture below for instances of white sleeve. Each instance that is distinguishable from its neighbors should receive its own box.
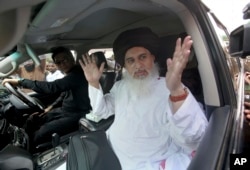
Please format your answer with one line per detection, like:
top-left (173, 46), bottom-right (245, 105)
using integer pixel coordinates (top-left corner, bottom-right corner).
top-left (88, 84), bottom-right (115, 119)
top-left (167, 89), bottom-right (208, 152)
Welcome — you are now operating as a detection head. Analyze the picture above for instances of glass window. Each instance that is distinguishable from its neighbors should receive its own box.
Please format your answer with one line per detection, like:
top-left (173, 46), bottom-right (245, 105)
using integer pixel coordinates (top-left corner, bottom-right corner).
top-left (11, 50), bottom-right (76, 93)
top-left (208, 13), bottom-right (241, 92)
top-left (88, 48), bottom-right (121, 71)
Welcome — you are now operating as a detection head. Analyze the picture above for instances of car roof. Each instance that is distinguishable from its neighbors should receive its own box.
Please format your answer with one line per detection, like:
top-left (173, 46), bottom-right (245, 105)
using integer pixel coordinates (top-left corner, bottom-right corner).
top-left (0, 0), bottom-right (220, 106)
top-left (16, 0), bottom-right (188, 54)
top-left (0, 0), bottom-right (46, 57)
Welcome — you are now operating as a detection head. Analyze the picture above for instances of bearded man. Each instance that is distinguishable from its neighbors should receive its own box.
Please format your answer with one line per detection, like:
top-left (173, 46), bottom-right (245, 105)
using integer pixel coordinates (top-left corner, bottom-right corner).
top-left (79, 27), bottom-right (208, 170)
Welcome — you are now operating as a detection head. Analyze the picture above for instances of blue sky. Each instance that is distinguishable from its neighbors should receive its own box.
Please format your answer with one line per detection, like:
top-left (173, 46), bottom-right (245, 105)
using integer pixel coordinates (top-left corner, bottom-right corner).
top-left (202, 0), bottom-right (250, 32)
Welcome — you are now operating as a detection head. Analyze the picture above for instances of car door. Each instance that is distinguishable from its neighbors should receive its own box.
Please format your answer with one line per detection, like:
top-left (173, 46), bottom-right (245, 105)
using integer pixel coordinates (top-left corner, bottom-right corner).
top-left (181, 1), bottom-right (245, 170)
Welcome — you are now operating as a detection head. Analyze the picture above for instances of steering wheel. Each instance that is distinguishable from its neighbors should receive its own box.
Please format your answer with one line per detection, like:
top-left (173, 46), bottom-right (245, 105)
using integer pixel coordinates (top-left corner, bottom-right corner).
top-left (4, 82), bottom-right (45, 113)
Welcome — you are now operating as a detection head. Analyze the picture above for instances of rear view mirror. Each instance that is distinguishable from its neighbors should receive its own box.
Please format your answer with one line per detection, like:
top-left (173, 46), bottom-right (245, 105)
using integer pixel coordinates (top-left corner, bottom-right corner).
top-left (229, 23), bottom-right (250, 58)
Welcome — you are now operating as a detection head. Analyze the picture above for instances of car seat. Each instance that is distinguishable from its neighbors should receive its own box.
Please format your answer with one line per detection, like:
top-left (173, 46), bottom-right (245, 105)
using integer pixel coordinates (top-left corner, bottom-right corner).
top-left (100, 71), bottom-right (117, 94)
top-left (0, 144), bottom-right (33, 170)
top-left (36, 66), bottom-right (119, 152)
top-left (78, 70), bottom-right (117, 132)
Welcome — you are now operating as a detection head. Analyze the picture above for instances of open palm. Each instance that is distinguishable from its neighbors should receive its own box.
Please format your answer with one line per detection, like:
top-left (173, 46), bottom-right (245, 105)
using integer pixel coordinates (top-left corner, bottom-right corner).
top-left (166, 36), bottom-right (193, 92)
top-left (79, 54), bottom-right (105, 87)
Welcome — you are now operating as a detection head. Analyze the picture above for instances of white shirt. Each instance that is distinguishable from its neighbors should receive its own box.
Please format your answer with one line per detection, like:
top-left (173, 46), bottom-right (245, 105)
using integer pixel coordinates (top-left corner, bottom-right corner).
top-left (46, 70), bottom-right (64, 82)
top-left (88, 77), bottom-right (208, 170)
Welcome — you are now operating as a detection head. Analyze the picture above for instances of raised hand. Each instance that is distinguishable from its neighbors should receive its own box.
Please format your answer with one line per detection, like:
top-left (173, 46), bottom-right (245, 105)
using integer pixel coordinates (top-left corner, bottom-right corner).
top-left (79, 53), bottom-right (105, 88)
top-left (166, 36), bottom-right (193, 95)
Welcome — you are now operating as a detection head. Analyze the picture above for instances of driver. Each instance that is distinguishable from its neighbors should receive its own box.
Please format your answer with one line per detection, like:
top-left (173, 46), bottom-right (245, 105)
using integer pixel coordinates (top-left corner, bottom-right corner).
top-left (2, 46), bottom-right (91, 151)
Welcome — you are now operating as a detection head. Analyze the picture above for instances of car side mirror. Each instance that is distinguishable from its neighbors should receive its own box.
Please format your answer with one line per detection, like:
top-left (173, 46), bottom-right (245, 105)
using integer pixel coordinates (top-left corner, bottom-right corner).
top-left (229, 22), bottom-right (250, 58)
top-left (243, 2), bottom-right (250, 19)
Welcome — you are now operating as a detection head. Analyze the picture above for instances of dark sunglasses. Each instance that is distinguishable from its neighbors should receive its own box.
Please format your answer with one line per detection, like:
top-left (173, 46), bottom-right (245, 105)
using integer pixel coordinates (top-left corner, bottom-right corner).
top-left (54, 59), bottom-right (67, 65)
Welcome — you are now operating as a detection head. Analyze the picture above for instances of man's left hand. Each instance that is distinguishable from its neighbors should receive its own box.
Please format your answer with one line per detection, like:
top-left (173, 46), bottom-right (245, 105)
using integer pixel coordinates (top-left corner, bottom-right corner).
top-left (166, 35), bottom-right (193, 95)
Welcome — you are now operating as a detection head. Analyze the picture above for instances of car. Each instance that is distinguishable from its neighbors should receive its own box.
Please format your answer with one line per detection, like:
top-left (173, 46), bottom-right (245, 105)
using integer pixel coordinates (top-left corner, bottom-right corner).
top-left (0, 0), bottom-right (248, 170)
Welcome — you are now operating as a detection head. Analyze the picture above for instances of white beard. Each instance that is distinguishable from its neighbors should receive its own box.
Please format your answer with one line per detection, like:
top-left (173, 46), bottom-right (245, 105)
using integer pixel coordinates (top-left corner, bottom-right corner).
top-left (122, 63), bottom-right (160, 98)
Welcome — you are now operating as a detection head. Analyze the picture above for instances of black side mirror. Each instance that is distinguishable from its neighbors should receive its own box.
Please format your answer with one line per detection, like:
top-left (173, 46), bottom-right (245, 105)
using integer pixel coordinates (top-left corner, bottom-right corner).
top-left (243, 2), bottom-right (250, 19)
top-left (229, 23), bottom-right (250, 58)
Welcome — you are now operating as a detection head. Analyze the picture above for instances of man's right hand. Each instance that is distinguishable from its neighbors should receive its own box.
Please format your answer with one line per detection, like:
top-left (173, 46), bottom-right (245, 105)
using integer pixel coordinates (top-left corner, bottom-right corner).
top-left (44, 105), bottom-right (53, 113)
top-left (1, 78), bottom-right (19, 86)
top-left (28, 105), bottom-right (52, 119)
top-left (79, 53), bottom-right (105, 89)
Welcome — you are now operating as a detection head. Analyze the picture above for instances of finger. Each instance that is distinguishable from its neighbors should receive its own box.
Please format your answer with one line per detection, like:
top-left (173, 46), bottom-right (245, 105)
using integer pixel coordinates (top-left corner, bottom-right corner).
top-left (166, 58), bottom-right (172, 68)
top-left (184, 42), bottom-right (193, 55)
top-left (79, 58), bottom-right (85, 69)
top-left (39, 113), bottom-right (45, 117)
top-left (182, 37), bottom-right (193, 57)
top-left (86, 53), bottom-right (92, 64)
top-left (99, 62), bottom-right (105, 73)
top-left (82, 54), bottom-right (89, 65)
top-left (41, 113), bottom-right (46, 118)
top-left (182, 36), bottom-right (192, 47)
top-left (31, 112), bottom-right (39, 116)
top-left (85, 53), bottom-right (90, 58)
top-left (1, 79), bottom-right (6, 86)
top-left (2, 79), bottom-right (10, 86)
top-left (181, 36), bottom-right (192, 48)
top-left (91, 54), bottom-right (97, 64)
top-left (174, 38), bottom-right (182, 54)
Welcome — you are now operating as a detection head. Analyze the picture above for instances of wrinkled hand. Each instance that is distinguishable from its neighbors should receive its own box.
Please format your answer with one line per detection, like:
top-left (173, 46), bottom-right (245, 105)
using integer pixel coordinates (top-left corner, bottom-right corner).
top-left (1, 78), bottom-right (19, 86)
top-left (166, 36), bottom-right (193, 94)
top-left (79, 53), bottom-right (105, 88)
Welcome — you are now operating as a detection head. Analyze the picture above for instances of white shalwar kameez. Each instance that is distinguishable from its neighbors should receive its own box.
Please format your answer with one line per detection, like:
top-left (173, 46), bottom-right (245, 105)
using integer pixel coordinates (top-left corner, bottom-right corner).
top-left (88, 77), bottom-right (208, 170)
top-left (46, 70), bottom-right (64, 82)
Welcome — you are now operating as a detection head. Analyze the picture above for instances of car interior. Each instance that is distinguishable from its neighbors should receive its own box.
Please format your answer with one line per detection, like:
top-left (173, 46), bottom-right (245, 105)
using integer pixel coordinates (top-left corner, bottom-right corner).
top-left (0, 0), bottom-right (242, 170)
